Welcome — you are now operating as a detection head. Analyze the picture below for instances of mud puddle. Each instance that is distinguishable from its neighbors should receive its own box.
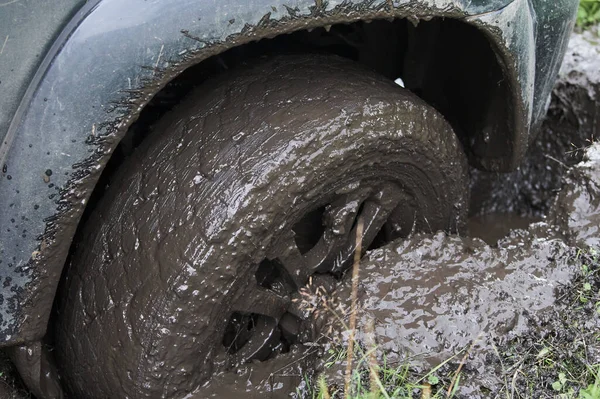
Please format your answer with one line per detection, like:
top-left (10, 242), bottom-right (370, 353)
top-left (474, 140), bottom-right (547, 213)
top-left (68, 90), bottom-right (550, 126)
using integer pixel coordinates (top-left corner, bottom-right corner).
top-left (467, 213), bottom-right (540, 245)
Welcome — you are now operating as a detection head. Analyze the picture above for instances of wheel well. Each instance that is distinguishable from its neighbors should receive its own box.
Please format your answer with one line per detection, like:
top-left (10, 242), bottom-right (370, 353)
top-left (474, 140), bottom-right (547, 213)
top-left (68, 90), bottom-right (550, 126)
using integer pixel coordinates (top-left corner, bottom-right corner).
top-left (101, 17), bottom-right (510, 193)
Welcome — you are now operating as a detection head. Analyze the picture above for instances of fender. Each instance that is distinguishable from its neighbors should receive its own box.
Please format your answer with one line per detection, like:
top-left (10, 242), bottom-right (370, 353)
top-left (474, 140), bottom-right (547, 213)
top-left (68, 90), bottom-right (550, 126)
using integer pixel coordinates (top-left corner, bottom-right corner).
top-left (0, 0), bottom-right (574, 345)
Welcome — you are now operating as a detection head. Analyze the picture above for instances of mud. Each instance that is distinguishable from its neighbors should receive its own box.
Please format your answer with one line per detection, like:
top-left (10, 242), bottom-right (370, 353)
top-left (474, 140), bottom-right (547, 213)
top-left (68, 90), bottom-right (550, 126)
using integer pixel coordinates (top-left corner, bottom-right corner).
top-left (316, 232), bottom-right (574, 395)
top-left (467, 213), bottom-right (539, 245)
top-left (327, 230), bottom-right (573, 367)
top-left (551, 145), bottom-right (600, 248)
top-left (187, 348), bottom-right (317, 398)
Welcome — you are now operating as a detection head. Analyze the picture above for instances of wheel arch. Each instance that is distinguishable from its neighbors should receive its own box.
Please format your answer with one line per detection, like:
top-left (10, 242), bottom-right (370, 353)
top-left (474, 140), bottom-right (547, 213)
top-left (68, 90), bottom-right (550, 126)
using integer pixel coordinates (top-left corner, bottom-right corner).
top-left (0, 0), bottom-right (536, 345)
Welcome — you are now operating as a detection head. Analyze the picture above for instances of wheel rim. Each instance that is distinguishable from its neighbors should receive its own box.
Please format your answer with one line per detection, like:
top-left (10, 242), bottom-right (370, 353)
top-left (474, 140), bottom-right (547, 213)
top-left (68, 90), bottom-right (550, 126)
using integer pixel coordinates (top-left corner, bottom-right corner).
top-left (221, 181), bottom-right (404, 366)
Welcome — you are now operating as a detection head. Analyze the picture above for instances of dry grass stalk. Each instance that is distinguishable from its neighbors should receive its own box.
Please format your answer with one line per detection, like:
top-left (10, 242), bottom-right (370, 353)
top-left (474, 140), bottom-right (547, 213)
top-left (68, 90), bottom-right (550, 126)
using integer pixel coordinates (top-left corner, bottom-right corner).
top-left (421, 382), bottom-right (432, 399)
top-left (365, 316), bottom-right (379, 396)
top-left (344, 217), bottom-right (364, 396)
top-left (447, 333), bottom-right (483, 397)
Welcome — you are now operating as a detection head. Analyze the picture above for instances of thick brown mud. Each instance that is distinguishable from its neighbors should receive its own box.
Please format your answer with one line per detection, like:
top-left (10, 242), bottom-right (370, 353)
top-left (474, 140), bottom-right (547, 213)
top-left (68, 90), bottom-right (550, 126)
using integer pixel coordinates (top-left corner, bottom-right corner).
top-left (328, 231), bottom-right (572, 366)
top-left (467, 213), bottom-right (540, 245)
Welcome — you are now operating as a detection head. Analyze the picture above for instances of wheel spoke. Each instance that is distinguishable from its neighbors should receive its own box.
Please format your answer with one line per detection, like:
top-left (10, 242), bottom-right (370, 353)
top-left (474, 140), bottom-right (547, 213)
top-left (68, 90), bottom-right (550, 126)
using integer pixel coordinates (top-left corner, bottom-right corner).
top-left (304, 188), bottom-right (371, 272)
top-left (272, 231), bottom-right (312, 288)
top-left (279, 313), bottom-right (301, 341)
top-left (330, 184), bottom-right (402, 273)
top-left (233, 285), bottom-right (290, 320)
top-left (230, 317), bottom-right (280, 365)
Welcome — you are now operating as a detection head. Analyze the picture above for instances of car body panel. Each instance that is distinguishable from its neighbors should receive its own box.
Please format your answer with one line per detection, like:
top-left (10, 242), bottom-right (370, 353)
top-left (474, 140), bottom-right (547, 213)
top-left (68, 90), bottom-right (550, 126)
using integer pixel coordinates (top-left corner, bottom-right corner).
top-left (0, 0), bottom-right (88, 147)
top-left (0, 0), bottom-right (577, 345)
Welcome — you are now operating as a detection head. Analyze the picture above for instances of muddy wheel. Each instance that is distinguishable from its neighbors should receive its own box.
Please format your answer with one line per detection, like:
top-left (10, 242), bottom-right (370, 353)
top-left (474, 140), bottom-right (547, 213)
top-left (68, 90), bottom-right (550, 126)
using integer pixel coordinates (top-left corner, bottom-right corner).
top-left (55, 55), bottom-right (469, 398)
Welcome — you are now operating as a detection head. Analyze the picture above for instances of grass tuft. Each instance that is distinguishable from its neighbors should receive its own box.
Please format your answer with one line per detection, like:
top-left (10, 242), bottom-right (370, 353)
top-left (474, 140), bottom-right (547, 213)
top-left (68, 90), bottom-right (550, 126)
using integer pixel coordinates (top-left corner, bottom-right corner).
top-left (577, 0), bottom-right (600, 31)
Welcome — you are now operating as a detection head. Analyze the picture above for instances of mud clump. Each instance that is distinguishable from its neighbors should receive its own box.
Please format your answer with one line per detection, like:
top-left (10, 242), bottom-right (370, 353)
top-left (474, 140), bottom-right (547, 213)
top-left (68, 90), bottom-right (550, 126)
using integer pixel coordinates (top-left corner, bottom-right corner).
top-left (325, 231), bottom-right (573, 366)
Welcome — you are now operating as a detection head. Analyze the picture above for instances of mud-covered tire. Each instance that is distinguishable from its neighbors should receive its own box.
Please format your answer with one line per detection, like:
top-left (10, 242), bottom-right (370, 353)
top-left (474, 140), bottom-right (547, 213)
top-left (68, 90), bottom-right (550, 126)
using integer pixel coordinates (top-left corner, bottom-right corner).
top-left (55, 55), bottom-right (469, 398)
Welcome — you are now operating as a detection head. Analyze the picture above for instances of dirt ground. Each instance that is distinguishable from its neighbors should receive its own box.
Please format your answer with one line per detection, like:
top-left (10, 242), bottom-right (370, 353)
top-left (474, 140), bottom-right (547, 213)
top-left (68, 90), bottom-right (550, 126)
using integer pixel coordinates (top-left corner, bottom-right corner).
top-left (1, 28), bottom-right (599, 399)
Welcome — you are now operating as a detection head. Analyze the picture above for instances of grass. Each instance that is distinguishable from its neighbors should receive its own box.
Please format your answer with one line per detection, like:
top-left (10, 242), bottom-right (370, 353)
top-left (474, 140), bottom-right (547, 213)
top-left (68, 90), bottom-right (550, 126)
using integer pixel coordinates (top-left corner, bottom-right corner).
top-left (297, 244), bottom-right (600, 399)
top-left (299, 322), bottom-right (477, 398)
top-left (578, 0), bottom-right (600, 30)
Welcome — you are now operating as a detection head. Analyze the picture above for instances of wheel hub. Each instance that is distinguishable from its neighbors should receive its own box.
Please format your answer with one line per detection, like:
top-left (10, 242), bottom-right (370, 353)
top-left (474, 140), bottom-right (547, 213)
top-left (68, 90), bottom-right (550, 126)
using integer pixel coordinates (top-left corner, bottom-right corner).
top-left (221, 182), bottom-right (405, 366)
